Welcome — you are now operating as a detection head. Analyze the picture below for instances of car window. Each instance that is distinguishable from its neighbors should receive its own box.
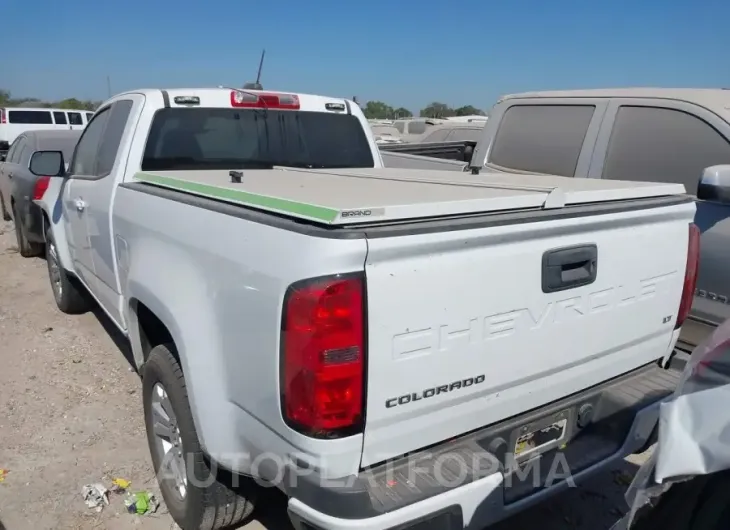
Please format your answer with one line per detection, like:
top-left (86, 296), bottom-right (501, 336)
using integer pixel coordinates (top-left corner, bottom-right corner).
top-left (7, 110), bottom-right (53, 124)
top-left (42, 136), bottom-right (81, 162)
top-left (53, 111), bottom-right (68, 125)
top-left (489, 105), bottom-right (596, 177)
top-left (393, 122), bottom-right (405, 133)
top-left (142, 107), bottom-right (374, 171)
top-left (421, 129), bottom-right (451, 142)
top-left (446, 128), bottom-right (482, 142)
top-left (16, 144), bottom-right (29, 166)
top-left (6, 138), bottom-right (22, 162)
top-left (18, 143), bottom-right (33, 166)
top-left (96, 100), bottom-right (133, 176)
top-left (85, 113), bottom-right (94, 122)
top-left (408, 121), bottom-right (427, 135)
top-left (602, 106), bottom-right (730, 195)
top-left (68, 112), bottom-right (83, 126)
top-left (69, 107), bottom-right (111, 176)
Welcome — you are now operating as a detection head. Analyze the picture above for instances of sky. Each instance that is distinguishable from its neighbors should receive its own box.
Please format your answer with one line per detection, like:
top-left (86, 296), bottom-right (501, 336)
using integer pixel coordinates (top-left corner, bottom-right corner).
top-left (2, 0), bottom-right (730, 113)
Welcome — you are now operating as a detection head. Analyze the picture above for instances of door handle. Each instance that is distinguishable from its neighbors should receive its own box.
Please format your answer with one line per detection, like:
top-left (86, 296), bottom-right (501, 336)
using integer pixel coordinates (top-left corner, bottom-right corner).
top-left (542, 244), bottom-right (598, 293)
top-left (74, 198), bottom-right (87, 212)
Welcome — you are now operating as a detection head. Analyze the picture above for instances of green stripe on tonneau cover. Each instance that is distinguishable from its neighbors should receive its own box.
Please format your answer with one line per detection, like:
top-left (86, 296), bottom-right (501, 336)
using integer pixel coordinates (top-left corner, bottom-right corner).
top-left (134, 172), bottom-right (340, 223)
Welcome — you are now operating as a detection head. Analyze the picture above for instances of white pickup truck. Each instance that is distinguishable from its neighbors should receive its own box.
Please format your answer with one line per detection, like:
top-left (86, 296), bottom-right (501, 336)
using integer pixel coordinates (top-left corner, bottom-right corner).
top-left (29, 87), bottom-right (700, 530)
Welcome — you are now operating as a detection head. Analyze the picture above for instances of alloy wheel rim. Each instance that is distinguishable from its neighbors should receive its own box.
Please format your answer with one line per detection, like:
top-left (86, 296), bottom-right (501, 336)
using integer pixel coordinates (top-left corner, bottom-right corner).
top-left (151, 383), bottom-right (188, 499)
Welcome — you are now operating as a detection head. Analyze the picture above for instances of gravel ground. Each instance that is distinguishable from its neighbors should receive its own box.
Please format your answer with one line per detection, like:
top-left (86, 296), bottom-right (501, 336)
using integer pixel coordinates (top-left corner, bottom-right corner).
top-left (0, 218), bottom-right (651, 530)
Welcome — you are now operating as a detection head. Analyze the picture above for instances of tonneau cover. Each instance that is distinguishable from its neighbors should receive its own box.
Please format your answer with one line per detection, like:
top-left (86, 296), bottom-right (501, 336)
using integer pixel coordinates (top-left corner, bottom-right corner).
top-left (134, 168), bottom-right (686, 226)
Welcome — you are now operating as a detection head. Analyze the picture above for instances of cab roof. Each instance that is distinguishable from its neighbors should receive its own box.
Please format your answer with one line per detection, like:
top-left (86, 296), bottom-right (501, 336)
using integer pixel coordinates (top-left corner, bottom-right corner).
top-left (500, 87), bottom-right (730, 121)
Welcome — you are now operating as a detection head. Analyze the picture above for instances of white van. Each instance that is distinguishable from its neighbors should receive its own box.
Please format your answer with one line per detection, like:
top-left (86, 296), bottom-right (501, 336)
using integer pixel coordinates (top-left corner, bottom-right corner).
top-left (0, 107), bottom-right (93, 158)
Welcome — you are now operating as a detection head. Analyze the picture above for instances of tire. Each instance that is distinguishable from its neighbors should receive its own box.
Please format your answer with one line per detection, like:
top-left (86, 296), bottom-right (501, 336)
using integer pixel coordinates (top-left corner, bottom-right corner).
top-left (12, 204), bottom-right (44, 258)
top-left (631, 471), bottom-right (730, 530)
top-left (143, 344), bottom-right (256, 530)
top-left (0, 192), bottom-right (10, 221)
top-left (45, 229), bottom-right (92, 314)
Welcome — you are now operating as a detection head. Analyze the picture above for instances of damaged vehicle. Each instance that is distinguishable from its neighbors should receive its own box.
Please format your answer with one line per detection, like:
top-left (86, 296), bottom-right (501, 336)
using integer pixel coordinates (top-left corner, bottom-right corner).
top-left (613, 318), bottom-right (730, 530)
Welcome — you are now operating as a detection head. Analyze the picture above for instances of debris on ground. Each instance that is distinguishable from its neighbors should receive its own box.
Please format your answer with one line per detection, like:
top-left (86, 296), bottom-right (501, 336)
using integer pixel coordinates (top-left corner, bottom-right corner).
top-left (0, 469), bottom-right (8, 483)
top-left (110, 477), bottom-right (131, 494)
top-left (81, 483), bottom-right (110, 512)
top-left (124, 491), bottom-right (160, 515)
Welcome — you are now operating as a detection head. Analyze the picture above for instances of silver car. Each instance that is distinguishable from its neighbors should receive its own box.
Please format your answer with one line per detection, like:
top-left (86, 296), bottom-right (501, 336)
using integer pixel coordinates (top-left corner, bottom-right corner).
top-left (0, 129), bottom-right (81, 256)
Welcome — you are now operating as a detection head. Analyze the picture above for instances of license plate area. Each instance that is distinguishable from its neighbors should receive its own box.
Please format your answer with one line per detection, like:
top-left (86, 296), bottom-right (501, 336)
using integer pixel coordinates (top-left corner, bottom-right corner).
top-left (509, 409), bottom-right (572, 466)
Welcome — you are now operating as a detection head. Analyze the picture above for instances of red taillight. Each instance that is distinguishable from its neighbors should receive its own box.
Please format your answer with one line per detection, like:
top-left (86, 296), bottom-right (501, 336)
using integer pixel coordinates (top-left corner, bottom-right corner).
top-left (0, 109), bottom-right (6, 124)
top-left (280, 274), bottom-right (365, 436)
top-left (33, 176), bottom-right (51, 201)
top-left (676, 223), bottom-right (700, 329)
top-left (230, 90), bottom-right (300, 110)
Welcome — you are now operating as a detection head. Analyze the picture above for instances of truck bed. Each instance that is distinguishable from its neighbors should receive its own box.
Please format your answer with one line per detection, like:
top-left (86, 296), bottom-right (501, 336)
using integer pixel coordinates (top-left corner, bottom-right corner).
top-left (134, 169), bottom-right (686, 226)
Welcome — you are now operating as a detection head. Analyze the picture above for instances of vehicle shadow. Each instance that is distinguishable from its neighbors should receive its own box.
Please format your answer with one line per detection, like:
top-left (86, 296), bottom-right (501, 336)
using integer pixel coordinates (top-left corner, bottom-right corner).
top-left (486, 458), bottom-right (641, 530)
top-left (34, 251), bottom-right (137, 371)
top-left (88, 304), bottom-right (137, 371)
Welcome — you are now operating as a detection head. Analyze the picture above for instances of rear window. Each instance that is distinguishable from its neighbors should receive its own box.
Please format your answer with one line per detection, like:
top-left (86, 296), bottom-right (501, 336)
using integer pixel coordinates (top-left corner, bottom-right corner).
top-left (53, 112), bottom-right (68, 125)
top-left (446, 128), bottom-right (482, 142)
top-left (7, 110), bottom-right (53, 124)
top-left (489, 105), bottom-right (595, 177)
top-left (68, 112), bottom-right (83, 125)
top-left (142, 108), bottom-right (375, 171)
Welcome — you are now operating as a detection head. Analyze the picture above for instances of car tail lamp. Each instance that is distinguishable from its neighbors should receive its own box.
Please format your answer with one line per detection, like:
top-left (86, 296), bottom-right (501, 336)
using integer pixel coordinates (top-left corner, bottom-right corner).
top-left (33, 176), bottom-right (51, 201)
top-left (676, 223), bottom-right (700, 329)
top-left (280, 274), bottom-right (365, 437)
top-left (230, 90), bottom-right (300, 110)
top-left (0, 109), bottom-right (5, 124)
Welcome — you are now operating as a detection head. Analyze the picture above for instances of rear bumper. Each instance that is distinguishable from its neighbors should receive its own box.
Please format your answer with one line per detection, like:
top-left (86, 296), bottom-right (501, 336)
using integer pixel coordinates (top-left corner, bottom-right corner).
top-left (286, 362), bottom-right (680, 530)
top-left (676, 316), bottom-right (717, 353)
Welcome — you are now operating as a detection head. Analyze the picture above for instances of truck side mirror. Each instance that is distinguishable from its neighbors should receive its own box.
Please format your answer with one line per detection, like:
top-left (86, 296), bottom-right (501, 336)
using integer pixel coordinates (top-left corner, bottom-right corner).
top-left (697, 165), bottom-right (730, 204)
top-left (29, 151), bottom-right (65, 177)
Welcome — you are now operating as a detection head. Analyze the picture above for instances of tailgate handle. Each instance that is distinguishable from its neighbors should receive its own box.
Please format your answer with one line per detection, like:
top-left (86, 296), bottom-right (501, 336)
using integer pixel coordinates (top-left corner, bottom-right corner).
top-left (542, 244), bottom-right (597, 293)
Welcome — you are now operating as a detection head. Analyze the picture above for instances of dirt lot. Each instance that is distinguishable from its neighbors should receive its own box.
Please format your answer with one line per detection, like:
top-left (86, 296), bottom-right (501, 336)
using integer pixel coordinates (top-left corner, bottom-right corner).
top-left (0, 218), bottom-right (650, 530)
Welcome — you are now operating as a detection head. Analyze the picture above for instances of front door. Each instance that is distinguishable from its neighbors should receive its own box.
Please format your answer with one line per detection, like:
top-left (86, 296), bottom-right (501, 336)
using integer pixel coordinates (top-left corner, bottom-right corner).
top-left (62, 106), bottom-right (112, 286)
top-left (70, 97), bottom-right (139, 325)
top-left (590, 98), bottom-right (730, 349)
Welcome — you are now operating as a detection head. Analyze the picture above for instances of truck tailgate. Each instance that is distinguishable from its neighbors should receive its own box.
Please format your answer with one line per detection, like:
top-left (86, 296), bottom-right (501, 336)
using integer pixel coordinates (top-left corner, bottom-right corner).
top-left (361, 199), bottom-right (695, 467)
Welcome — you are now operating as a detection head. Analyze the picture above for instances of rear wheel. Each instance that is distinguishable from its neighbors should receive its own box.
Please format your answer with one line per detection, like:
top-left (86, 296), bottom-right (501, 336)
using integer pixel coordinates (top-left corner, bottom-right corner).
top-left (45, 229), bottom-right (91, 314)
top-left (143, 344), bottom-right (256, 530)
top-left (0, 192), bottom-right (10, 221)
top-left (12, 204), bottom-right (44, 258)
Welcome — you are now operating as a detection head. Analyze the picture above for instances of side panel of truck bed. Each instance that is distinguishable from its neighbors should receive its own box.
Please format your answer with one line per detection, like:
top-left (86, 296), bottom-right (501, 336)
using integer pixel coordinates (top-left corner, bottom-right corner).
top-left (361, 199), bottom-right (695, 467)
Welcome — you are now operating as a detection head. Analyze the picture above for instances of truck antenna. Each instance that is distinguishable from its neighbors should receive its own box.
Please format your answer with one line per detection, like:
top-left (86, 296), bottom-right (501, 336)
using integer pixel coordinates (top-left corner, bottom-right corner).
top-left (243, 49), bottom-right (266, 91)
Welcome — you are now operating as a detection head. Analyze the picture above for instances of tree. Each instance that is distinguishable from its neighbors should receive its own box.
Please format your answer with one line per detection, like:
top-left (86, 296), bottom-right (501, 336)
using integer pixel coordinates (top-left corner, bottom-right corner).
top-left (56, 98), bottom-right (85, 110)
top-left (362, 100), bottom-right (394, 120)
top-left (419, 102), bottom-right (454, 118)
top-left (392, 107), bottom-right (413, 119)
top-left (454, 105), bottom-right (484, 117)
top-left (0, 89), bottom-right (101, 111)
